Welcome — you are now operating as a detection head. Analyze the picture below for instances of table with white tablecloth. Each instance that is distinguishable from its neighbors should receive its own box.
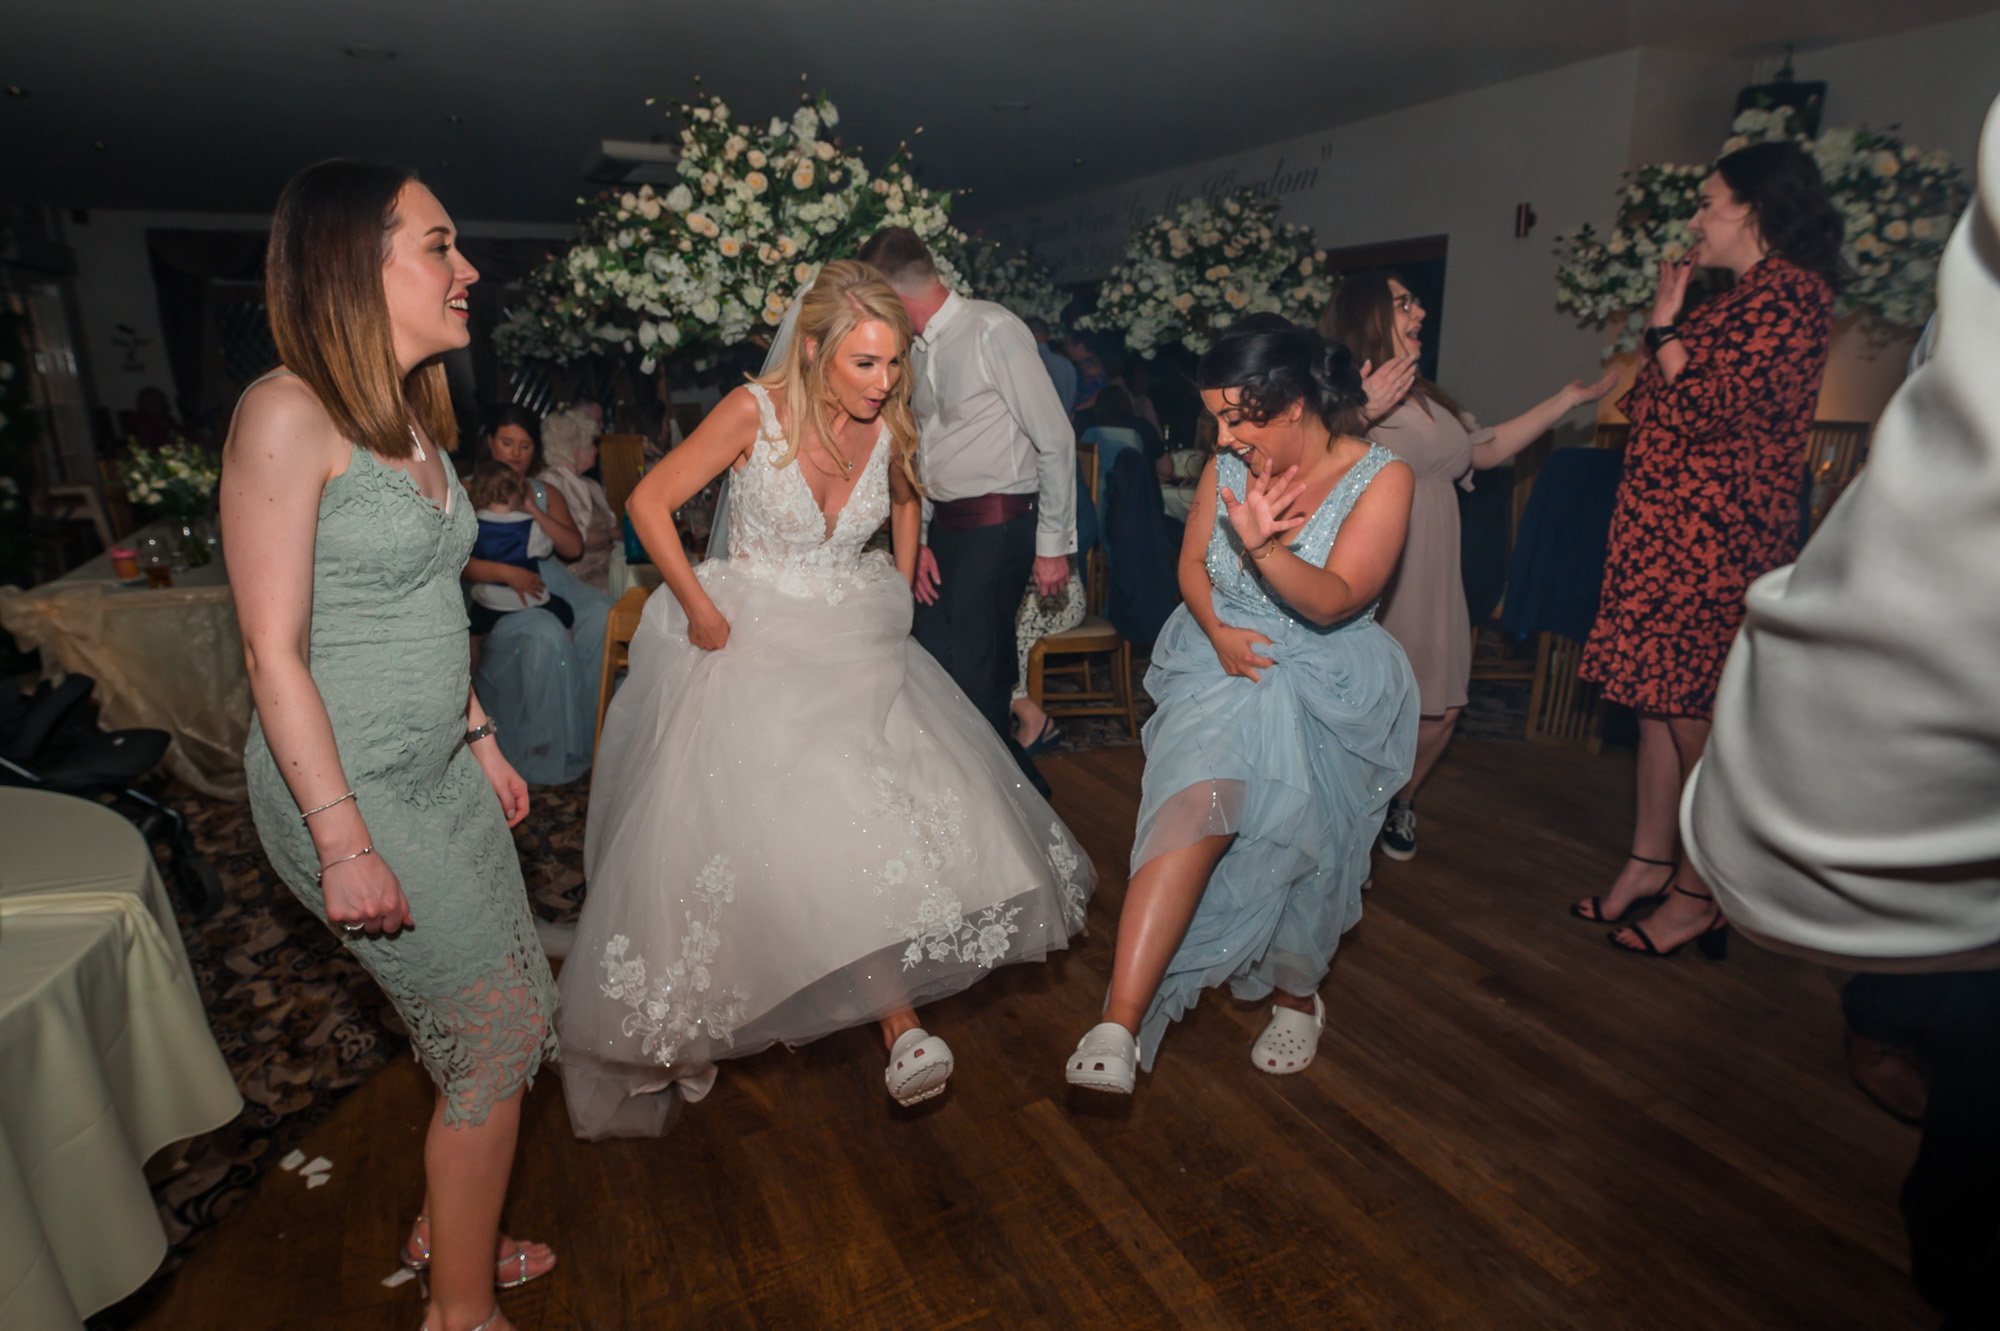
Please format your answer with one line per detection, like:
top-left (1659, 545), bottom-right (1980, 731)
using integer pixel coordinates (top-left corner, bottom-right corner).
top-left (0, 788), bottom-right (242, 1331)
top-left (0, 522), bottom-right (248, 800)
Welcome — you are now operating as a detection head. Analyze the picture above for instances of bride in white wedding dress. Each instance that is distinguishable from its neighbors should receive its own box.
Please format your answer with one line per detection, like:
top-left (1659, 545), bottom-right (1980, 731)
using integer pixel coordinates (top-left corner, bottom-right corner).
top-left (558, 261), bottom-right (1095, 1138)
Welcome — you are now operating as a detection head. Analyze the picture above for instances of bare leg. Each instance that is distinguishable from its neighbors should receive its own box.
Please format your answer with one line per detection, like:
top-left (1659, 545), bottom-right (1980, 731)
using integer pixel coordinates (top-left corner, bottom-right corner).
top-left (1612, 716), bottom-right (1722, 951)
top-left (422, 1089), bottom-right (540, 1331)
top-left (1010, 694), bottom-right (1051, 744)
top-left (1101, 834), bottom-right (1235, 1034)
top-left (1572, 713), bottom-right (1682, 918)
top-left (406, 1188), bottom-right (554, 1282)
top-left (1394, 707), bottom-right (1462, 802)
top-left (878, 1006), bottom-right (921, 1050)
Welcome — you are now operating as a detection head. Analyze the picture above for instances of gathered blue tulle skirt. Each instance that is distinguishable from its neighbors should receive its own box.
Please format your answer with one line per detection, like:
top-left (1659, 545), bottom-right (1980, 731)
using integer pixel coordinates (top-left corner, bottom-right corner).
top-left (473, 558), bottom-right (612, 787)
top-left (1131, 601), bottom-right (1418, 1068)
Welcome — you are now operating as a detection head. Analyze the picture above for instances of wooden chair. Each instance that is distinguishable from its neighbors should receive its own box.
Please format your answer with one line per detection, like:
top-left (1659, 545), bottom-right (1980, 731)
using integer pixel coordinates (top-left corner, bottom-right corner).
top-left (1518, 422), bottom-right (1631, 747)
top-left (1024, 446), bottom-right (1140, 739)
top-left (1803, 420), bottom-right (1872, 536)
top-left (598, 433), bottom-right (647, 520)
top-left (595, 587), bottom-right (650, 752)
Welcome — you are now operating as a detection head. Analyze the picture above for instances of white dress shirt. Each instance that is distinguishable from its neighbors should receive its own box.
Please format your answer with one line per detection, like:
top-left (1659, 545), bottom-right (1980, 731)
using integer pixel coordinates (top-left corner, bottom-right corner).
top-left (912, 292), bottom-right (1078, 557)
top-left (1681, 93), bottom-right (2000, 971)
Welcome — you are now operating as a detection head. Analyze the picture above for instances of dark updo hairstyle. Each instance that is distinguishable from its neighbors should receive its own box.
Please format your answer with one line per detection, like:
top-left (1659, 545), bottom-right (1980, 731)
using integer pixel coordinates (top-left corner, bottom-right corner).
top-left (482, 402), bottom-right (545, 476)
top-left (1714, 140), bottom-right (1848, 289)
top-left (1194, 314), bottom-right (1368, 443)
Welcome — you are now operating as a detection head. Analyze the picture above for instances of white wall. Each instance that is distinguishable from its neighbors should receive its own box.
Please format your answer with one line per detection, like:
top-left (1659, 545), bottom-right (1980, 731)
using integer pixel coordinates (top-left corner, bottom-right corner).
top-left (976, 17), bottom-right (2000, 427)
top-left (979, 53), bottom-right (1643, 425)
top-left (1795, 9), bottom-right (2000, 172)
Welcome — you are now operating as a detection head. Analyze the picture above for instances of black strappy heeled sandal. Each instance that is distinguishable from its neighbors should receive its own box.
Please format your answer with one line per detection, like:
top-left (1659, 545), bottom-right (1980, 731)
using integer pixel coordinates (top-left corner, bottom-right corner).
top-left (1569, 853), bottom-right (1677, 925)
top-left (1607, 883), bottom-right (1729, 960)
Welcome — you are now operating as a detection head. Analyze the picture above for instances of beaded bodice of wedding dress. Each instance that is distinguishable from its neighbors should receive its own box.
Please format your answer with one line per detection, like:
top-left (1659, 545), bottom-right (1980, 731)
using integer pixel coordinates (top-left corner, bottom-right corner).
top-left (723, 384), bottom-right (891, 590)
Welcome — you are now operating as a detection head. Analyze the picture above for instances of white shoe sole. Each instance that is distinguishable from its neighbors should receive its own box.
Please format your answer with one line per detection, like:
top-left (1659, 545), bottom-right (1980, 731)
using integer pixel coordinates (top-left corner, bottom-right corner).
top-left (1377, 841), bottom-right (1415, 862)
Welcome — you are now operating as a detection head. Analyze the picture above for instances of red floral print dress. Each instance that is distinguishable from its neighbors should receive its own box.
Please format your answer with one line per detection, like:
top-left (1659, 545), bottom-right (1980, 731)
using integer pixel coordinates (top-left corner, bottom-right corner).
top-left (1580, 256), bottom-right (1835, 718)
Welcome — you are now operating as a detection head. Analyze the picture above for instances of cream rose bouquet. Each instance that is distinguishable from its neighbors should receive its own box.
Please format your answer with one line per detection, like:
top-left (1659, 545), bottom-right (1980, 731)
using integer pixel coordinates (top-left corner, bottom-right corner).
top-left (1556, 108), bottom-right (1969, 352)
top-left (122, 439), bottom-right (220, 520)
top-left (497, 91), bottom-right (965, 373)
top-left (1079, 189), bottom-right (1334, 356)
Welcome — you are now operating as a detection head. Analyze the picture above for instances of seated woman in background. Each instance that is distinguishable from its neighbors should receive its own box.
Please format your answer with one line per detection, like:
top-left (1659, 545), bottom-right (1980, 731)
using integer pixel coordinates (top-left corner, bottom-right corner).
top-left (537, 407), bottom-right (617, 590)
top-left (465, 405), bottom-right (613, 786)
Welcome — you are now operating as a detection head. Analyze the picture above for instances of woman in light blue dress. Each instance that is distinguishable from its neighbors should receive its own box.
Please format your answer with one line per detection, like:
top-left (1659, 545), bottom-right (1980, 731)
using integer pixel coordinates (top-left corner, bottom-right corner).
top-left (465, 406), bottom-right (613, 786)
top-left (1066, 317), bottom-right (1418, 1093)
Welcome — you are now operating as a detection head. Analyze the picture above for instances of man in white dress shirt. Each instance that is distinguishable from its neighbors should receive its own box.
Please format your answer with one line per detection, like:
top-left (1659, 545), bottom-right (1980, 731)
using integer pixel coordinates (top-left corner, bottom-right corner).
top-left (859, 229), bottom-right (1077, 792)
top-left (1682, 93), bottom-right (2000, 1323)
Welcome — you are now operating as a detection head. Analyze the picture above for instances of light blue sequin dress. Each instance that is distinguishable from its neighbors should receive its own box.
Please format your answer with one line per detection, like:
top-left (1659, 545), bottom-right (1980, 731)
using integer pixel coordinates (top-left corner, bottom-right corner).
top-left (1131, 445), bottom-right (1418, 1068)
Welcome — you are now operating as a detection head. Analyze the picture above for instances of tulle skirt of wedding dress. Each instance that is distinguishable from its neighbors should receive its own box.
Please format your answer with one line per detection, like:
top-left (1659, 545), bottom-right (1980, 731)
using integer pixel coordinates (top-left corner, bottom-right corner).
top-left (557, 551), bottom-right (1095, 1138)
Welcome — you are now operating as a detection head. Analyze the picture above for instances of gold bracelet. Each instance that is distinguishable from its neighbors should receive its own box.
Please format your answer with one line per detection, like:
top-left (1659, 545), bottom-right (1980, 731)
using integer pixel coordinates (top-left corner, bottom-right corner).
top-left (1249, 539), bottom-right (1281, 561)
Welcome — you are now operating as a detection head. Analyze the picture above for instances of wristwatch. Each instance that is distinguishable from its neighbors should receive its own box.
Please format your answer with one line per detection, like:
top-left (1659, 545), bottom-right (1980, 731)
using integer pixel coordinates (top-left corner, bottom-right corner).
top-left (465, 718), bottom-right (499, 747)
top-left (1643, 325), bottom-right (1682, 354)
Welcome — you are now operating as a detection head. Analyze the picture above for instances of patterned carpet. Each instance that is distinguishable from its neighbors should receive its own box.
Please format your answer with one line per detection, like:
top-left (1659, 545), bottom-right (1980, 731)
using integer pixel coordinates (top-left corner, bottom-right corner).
top-left (94, 663), bottom-right (1527, 1325)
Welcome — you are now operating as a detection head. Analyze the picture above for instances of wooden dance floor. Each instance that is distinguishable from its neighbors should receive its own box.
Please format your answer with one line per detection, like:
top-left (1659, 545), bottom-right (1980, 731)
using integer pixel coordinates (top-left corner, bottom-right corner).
top-left (139, 738), bottom-right (1933, 1329)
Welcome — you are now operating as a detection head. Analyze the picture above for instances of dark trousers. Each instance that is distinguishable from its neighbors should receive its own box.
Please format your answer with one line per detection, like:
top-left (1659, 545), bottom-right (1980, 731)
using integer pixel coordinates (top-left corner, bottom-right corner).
top-left (914, 510), bottom-right (1046, 793)
top-left (1844, 970), bottom-right (2000, 1324)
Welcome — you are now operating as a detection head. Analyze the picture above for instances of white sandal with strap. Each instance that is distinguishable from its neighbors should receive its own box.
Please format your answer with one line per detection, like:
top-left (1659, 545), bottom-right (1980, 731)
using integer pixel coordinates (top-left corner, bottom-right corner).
top-left (885, 1027), bottom-right (954, 1106)
top-left (1066, 1021), bottom-right (1139, 1094)
top-left (1250, 994), bottom-right (1326, 1075)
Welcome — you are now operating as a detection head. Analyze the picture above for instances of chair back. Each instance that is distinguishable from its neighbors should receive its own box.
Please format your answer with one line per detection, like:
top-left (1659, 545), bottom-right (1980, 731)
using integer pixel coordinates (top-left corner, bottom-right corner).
top-left (594, 586), bottom-right (650, 750)
top-left (1072, 444), bottom-right (1109, 613)
top-left (1590, 422), bottom-right (1630, 451)
top-left (599, 434), bottom-right (646, 519)
top-left (1803, 420), bottom-right (1872, 536)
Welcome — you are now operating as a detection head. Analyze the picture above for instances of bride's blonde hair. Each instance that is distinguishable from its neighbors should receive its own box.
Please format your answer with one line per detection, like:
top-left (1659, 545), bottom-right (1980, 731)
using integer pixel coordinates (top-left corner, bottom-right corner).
top-left (754, 259), bottom-right (922, 491)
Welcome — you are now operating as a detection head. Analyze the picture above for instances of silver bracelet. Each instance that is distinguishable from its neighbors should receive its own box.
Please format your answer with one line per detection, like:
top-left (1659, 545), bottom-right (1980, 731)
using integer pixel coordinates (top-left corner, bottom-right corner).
top-left (465, 718), bottom-right (499, 746)
top-left (314, 844), bottom-right (375, 884)
top-left (300, 789), bottom-right (357, 824)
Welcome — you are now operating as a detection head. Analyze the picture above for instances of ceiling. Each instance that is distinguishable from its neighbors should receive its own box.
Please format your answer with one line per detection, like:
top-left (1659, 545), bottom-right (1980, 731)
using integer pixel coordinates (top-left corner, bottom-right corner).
top-left (5, 0), bottom-right (1997, 227)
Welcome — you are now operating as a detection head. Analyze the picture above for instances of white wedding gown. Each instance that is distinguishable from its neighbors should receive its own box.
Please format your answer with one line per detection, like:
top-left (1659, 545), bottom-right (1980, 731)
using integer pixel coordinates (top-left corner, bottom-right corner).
top-left (558, 384), bottom-right (1096, 1138)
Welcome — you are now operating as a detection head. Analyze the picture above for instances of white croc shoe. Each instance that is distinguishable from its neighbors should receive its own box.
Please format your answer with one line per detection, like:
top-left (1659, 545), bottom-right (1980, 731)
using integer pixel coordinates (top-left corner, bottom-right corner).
top-left (885, 1027), bottom-right (954, 1106)
top-left (1250, 994), bottom-right (1326, 1075)
top-left (1066, 1021), bottom-right (1139, 1094)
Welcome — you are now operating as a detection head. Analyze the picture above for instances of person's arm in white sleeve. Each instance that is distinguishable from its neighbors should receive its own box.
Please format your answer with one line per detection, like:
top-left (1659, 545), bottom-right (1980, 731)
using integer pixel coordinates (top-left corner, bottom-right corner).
top-left (985, 315), bottom-right (1077, 558)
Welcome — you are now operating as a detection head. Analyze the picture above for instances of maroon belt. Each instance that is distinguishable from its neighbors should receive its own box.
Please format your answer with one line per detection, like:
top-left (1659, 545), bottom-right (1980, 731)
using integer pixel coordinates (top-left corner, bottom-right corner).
top-left (931, 493), bottom-right (1036, 531)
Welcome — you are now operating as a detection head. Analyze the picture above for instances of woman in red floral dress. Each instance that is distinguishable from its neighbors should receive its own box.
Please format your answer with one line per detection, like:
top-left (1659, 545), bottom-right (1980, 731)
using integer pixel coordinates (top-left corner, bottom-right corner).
top-left (1572, 141), bottom-right (1843, 955)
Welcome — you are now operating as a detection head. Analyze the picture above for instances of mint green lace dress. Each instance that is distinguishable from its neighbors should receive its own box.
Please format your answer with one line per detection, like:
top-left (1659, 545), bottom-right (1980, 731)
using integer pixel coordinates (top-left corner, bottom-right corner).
top-left (244, 446), bottom-right (558, 1126)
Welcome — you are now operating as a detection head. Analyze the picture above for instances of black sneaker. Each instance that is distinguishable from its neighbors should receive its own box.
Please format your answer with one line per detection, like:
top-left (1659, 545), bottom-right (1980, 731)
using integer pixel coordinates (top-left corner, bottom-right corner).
top-left (1379, 800), bottom-right (1417, 861)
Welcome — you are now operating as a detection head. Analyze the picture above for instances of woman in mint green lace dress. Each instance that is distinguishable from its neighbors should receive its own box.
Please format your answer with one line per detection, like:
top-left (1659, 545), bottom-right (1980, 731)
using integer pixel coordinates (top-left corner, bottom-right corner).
top-left (1065, 318), bottom-right (1417, 1096)
top-left (224, 161), bottom-right (555, 1331)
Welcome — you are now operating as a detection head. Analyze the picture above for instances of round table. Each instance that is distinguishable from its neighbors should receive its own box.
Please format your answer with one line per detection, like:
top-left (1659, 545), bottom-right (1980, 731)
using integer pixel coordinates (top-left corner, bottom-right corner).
top-left (0, 521), bottom-right (248, 801)
top-left (0, 789), bottom-right (242, 1330)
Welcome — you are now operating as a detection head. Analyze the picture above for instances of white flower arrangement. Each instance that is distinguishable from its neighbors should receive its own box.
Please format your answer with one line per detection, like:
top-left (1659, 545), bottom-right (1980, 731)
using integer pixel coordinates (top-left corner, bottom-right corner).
top-left (496, 91), bottom-right (965, 373)
top-left (1555, 108), bottom-right (1970, 352)
top-left (122, 439), bottom-right (221, 519)
top-left (1078, 189), bottom-right (1335, 356)
top-left (939, 233), bottom-right (1068, 327)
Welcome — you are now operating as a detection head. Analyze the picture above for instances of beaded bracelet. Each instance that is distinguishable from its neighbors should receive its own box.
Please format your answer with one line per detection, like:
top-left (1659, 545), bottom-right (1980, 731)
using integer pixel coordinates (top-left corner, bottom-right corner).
top-left (300, 790), bottom-right (356, 824)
